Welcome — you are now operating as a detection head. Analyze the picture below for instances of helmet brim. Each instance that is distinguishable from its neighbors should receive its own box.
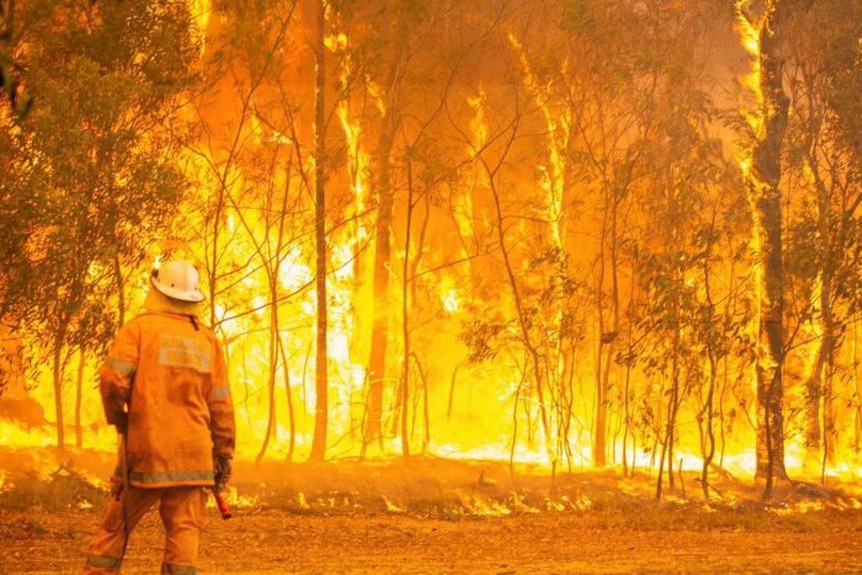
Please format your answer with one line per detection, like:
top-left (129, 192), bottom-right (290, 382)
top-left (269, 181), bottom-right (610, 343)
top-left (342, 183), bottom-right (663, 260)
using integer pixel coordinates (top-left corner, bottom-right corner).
top-left (151, 277), bottom-right (205, 302)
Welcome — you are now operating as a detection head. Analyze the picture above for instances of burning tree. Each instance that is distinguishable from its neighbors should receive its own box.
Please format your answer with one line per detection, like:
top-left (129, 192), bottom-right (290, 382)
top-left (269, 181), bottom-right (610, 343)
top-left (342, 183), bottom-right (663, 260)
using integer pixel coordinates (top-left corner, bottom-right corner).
top-left (0, 0), bottom-right (197, 450)
top-left (781, 0), bottom-right (862, 474)
top-left (2, 0), bottom-right (862, 494)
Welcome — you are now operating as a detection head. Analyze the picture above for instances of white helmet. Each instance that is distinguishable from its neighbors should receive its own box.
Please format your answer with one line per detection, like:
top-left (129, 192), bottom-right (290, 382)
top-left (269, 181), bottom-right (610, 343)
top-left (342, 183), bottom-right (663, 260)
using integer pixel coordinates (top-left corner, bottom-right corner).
top-left (151, 260), bottom-right (205, 302)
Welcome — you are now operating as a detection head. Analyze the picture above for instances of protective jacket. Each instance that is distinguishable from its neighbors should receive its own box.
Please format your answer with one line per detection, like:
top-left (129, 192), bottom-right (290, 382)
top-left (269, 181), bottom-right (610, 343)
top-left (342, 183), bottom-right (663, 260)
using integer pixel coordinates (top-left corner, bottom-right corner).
top-left (99, 302), bottom-right (235, 489)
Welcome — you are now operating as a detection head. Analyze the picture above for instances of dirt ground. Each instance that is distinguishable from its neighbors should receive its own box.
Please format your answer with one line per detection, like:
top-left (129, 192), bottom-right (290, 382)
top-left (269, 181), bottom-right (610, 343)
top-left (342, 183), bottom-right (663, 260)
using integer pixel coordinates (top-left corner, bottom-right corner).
top-left (1, 449), bottom-right (861, 575)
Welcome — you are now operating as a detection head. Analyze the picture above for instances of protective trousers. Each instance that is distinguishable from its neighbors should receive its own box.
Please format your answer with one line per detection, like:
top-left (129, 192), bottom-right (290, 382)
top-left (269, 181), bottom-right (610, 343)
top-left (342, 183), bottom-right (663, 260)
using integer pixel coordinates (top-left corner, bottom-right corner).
top-left (83, 485), bottom-right (206, 574)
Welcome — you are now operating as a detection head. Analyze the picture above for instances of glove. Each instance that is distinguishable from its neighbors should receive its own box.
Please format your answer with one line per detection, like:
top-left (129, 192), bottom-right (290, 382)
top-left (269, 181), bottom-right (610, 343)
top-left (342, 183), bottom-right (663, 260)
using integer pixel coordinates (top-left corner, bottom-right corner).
top-left (213, 455), bottom-right (232, 490)
top-left (110, 411), bottom-right (128, 435)
top-left (109, 476), bottom-right (124, 501)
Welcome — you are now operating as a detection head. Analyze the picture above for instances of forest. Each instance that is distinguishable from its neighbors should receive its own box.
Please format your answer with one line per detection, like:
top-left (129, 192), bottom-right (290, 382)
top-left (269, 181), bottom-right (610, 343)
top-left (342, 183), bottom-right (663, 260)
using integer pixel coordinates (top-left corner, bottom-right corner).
top-left (1, 0), bottom-right (862, 509)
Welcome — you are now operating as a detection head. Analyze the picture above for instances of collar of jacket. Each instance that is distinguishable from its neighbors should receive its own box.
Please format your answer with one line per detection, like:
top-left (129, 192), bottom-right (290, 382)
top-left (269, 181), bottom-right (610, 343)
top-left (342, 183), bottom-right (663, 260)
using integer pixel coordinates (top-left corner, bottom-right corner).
top-left (144, 287), bottom-right (202, 317)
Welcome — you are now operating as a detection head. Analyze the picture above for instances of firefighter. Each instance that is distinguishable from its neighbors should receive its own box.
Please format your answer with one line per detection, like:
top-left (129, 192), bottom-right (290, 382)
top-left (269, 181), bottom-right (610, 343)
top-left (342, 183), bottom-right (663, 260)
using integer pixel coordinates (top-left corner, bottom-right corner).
top-left (83, 260), bottom-right (236, 575)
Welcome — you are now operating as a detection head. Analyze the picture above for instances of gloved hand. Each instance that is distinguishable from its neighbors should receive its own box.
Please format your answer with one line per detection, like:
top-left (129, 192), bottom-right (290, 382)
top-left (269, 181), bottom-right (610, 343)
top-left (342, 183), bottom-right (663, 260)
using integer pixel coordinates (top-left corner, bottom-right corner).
top-left (110, 411), bottom-right (128, 435)
top-left (213, 455), bottom-right (232, 490)
top-left (109, 476), bottom-right (124, 501)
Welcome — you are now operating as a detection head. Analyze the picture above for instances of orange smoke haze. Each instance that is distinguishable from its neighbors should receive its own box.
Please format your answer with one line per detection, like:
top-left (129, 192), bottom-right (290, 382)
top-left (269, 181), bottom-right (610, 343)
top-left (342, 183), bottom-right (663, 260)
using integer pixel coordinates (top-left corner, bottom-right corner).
top-left (1, 0), bottom-right (861, 494)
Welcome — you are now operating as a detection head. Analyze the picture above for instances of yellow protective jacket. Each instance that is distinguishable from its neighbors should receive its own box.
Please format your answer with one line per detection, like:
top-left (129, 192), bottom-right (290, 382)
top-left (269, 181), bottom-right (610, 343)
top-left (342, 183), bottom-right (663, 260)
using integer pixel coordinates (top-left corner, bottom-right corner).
top-left (99, 292), bottom-right (235, 489)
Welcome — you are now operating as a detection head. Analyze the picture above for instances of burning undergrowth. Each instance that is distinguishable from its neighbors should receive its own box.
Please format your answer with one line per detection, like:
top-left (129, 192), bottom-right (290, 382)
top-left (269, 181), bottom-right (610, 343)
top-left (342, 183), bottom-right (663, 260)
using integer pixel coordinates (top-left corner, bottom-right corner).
top-left (1, 446), bottom-right (860, 531)
top-left (0, 462), bottom-right (104, 513)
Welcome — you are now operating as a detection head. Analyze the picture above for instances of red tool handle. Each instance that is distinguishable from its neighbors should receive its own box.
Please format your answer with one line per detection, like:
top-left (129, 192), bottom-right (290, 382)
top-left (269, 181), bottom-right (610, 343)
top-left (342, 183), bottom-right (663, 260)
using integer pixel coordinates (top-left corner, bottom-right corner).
top-left (214, 492), bottom-right (232, 520)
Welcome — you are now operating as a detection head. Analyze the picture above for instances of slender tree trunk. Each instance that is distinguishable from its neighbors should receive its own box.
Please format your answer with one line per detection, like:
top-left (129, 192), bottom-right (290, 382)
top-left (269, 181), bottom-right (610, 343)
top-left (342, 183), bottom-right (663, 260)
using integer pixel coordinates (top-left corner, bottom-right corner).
top-left (656, 343), bottom-right (681, 501)
top-left (364, 120), bottom-right (397, 449)
top-left (75, 349), bottom-right (85, 450)
top-left (668, 354), bottom-right (680, 491)
top-left (803, 157), bottom-right (839, 467)
top-left (277, 336), bottom-right (296, 462)
top-left (113, 253), bottom-right (125, 326)
top-left (364, 11), bottom-right (417, 451)
top-left (399, 160), bottom-right (414, 460)
top-left (413, 190), bottom-right (432, 454)
top-left (700, 351), bottom-right (718, 499)
top-left (656, 389), bottom-right (669, 502)
top-left (855, 326), bottom-right (862, 453)
top-left (594, 187), bottom-right (620, 468)
top-left (815, 212), bottom-right (837, 468)
top-left (52, 330), bottom-right (66, 452)
top-left (309, 0), bottom-right (328, 462)
top-left (482, 119), bottom-right (553, 458)
top-left (621, 259), bottom-right (640, 477)
top-left (822, 329), bottom-right (836, 464)
top-left (275, 175), bottom-right (296, 463)
top-left (622, 355), bottom-right (632, 476)
top-left (255, 293), bottom-right (279, 464)
top-left (698, 205), bottom-right (721, 498)
top-left (804, 343), bottom-right (825, 454)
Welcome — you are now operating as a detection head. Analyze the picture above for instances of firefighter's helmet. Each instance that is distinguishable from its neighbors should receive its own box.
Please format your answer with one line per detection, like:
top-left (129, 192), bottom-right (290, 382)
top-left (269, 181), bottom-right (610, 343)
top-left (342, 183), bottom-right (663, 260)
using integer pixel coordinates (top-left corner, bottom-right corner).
top-left (151, 260), bottom-right (205, 302)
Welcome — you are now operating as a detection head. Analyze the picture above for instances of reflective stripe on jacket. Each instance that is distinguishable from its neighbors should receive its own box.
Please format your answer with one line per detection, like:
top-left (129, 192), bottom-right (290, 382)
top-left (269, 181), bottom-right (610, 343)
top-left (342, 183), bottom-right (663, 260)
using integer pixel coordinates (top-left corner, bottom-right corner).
top-left (99, 310), bottom-right (236, 489)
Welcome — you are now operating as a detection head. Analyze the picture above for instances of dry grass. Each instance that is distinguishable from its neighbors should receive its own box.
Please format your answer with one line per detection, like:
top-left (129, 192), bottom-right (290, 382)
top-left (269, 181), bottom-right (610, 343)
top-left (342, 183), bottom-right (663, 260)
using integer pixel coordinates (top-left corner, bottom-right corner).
top-left (2, 447), bottom-right (861, 574)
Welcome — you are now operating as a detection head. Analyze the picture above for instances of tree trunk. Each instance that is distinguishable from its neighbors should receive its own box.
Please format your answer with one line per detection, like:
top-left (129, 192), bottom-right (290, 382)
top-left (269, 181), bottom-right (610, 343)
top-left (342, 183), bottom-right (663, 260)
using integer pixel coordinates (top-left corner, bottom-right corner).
top-left (255, 293), bottom-right (279, 464)
top-left (822, 335), bottom-right (836, 464)
top-left (594, 186), bottom-right (620, 468)
top-left (364, 121), bottom-right (397, 449)
top-left (75, 348), bottom-right (85, 450)
top-left (278, 336), bottom-right (296, 462)
top-left (855, 326), bottom-right (862, 453)
top-left (802, 86), bottom-right (842, 468)
top-left (399, 160), bottom-right (414, 460)
top-left (815, 198), bottom-right (839, 469)
top-left (309, 0), bottom-right (328, 463)
top-left (52, 330), bottom-right (66, 452)
top-left (483, 120), bottom-right (554, 459)
top-left (656, 338), bottom-right (681, 501)
top-left (700, 351), bottom-right (718, 499)
top-left (113, 252), bottom-right (125, 325)
top-left (744, 0), bottom-right (805, 492)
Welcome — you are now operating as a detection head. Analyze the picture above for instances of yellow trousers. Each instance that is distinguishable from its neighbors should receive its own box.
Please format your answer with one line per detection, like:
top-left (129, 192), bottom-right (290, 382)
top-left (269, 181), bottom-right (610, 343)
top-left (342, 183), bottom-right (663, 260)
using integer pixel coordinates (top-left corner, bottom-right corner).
top-left (83, 485), bottom-right (206, 575)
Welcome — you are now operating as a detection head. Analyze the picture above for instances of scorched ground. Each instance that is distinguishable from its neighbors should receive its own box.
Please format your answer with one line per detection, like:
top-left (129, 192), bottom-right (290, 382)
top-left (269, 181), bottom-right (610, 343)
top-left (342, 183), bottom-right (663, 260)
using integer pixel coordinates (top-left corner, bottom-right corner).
top-left (1, 451), bottom-right (860, 574)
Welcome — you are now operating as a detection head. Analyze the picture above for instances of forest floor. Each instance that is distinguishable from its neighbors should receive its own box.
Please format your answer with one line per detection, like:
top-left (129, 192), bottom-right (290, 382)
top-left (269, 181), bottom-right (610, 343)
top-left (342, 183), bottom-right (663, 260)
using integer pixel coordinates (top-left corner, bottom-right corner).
top-left (1, 447), bottom-right (861, 574)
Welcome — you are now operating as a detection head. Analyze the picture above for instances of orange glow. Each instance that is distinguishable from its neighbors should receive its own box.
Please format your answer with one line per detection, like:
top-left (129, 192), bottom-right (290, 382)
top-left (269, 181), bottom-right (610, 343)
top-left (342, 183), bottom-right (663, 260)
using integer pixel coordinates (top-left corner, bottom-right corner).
top-left (5, 2), bottom-right (862, 503)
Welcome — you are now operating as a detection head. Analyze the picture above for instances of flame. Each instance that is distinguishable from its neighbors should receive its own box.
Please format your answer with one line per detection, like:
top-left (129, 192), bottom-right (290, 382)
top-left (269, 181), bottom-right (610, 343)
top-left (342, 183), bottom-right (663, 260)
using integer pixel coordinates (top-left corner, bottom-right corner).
top-left (734, 1), bottom-right (764, 135)
top-left (455, 489), bottom-right (512, 516)
top-left (205, 485), bottom-right (258, 512)
top-left (324, 32), bottom-right (348, 52)
top-left (507, 31), bottom-right (564, 245)
top-left (6, 2), bottom-right (862, 499)
top-left (441, 288), bottom-right (459, 314)
top-left (0, 421), bottom-right (54, 449)
top-left (467, 89), bottom-right (489, 150)
top-left (438, 275), bottom-right (460, 314)
top-left (335, 102), bottom-right (370, 217)
top-left (432, 443), bottom-right (553, 468)
top-left (328, 21), bottom-right (376, 408)
top-left (382, 494), bottom-right (404, 513)
top-left (279, 246), bottom-right (313, 290)
top-left (188, 0), bottom-right (210, 55)
top-left (297, 491), bottom-right (309, 509)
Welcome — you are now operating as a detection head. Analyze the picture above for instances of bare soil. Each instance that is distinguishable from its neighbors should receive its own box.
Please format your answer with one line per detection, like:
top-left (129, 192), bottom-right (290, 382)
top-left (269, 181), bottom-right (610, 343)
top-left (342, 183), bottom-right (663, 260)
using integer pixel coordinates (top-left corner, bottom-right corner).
top-left (1, 448), bottom-right (861, 575)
